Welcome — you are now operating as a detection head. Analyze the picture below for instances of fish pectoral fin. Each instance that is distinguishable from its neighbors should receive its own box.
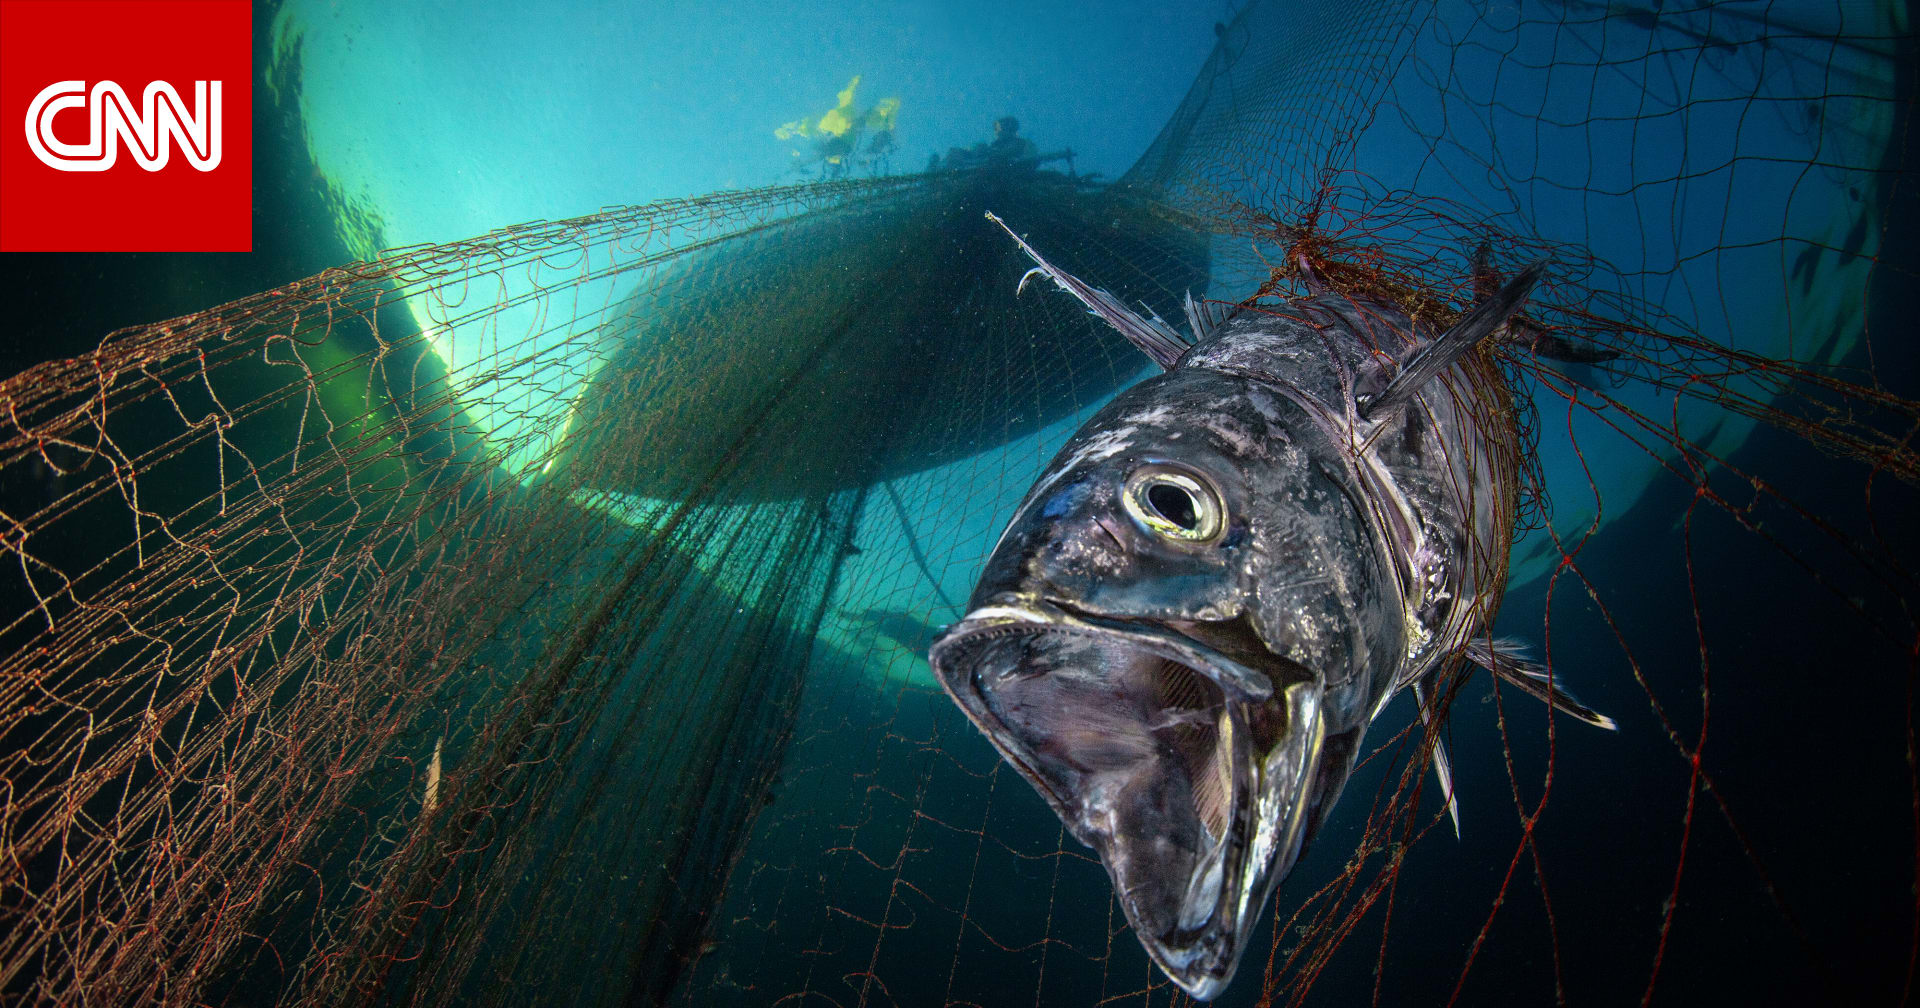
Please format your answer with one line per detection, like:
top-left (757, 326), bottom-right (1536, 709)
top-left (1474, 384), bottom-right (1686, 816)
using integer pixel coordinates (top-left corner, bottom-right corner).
top-left (1413, 675), bottom-right (1461, 838)
top-left (988, 211), bottom-right (1192, 370)
top-left (1360, 259), bottom-right (1545, 420)
top-left (1465, 637), bottom-right (1619, 731)
top-left (1432, 736), bottom-right (1460, 838)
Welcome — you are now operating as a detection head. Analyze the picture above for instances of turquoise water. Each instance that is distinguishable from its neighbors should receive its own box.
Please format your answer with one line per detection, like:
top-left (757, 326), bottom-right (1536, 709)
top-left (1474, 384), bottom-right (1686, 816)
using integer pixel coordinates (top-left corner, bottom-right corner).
top-left (270, 0), bottom-right (1218, 253)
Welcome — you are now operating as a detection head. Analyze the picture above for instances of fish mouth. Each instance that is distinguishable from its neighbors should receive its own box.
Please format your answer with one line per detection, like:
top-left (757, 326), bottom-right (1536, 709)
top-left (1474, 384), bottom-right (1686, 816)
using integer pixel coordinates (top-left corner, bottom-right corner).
top-left (929, 601), bottom-right (1326, 1000)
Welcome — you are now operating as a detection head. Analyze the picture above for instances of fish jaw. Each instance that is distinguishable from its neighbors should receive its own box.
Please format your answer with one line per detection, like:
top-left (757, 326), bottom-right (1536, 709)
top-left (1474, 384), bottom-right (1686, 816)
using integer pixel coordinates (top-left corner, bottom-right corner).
top-left (929, 602), bottom-right (1326, 1000)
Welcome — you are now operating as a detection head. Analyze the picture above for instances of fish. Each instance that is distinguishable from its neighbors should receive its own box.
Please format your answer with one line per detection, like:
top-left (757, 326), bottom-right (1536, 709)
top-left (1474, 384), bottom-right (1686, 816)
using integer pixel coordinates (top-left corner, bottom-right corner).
top-left (928, 213), bottom-right (1615, 999)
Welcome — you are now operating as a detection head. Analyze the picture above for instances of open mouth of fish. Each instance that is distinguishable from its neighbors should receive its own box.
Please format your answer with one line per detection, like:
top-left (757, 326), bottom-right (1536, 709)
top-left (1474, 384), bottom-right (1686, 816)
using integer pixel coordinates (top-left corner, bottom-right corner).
top-left (929, 600), bottom-right (1326, 1000)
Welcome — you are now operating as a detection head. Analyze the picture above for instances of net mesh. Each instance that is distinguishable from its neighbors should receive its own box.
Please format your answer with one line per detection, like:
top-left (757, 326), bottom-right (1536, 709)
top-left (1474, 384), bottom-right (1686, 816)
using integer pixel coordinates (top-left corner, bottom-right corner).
top-left (2, 0), bottom-right (1916, 1005)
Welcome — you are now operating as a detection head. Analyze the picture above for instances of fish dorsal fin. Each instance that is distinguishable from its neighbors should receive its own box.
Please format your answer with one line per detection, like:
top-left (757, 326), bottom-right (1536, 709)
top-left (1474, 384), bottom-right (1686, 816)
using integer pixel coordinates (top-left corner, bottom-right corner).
top-left (1359, 260), bottom-right (1545, 420)
top-left (989, 211), bottom-right (1191, 370)
top-left (1412, 673), bottom-right (1461, 838)
top-left (1465, 637), bottom-right (1618, 731)
top-left (1470, 240), bottom-right (1499, 301)
top-left (1296, 254), bottom-right (1331, 295)
top-left (1182, 292), bottom-right (1240, 344)
top-left (1510, 316), bottom-right (1620, 365)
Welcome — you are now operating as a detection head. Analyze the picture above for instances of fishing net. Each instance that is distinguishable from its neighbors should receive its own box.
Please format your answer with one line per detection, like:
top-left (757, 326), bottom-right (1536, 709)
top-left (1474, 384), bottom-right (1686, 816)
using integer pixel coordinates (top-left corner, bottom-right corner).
top-left (1, 0), bottom-right (1915, 1006)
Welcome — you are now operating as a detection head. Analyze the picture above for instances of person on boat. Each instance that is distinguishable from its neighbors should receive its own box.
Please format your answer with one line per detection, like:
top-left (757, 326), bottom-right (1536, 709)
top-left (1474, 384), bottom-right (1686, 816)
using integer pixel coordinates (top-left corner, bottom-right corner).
top-left (987, 116), bottom-right (1038, 164)
top-left (861, 97), bottom-right (900, 175)
top-left (864, 127), bottom-right (896, 175)
top-left (944, 116), bottom-right (1040, 171)
top-left (776, 77), bottom-right (900, 179)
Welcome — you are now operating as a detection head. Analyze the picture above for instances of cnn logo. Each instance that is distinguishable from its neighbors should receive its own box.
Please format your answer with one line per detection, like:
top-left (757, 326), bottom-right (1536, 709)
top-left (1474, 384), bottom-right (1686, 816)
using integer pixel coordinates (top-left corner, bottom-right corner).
top-left (1, 0), bottom-right (249, 252)
top-left (25, 79), bottom-right (221, 172)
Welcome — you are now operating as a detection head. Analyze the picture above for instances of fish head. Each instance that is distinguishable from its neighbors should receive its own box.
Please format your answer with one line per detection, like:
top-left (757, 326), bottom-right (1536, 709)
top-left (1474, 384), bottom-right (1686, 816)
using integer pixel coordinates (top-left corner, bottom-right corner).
top-left (931, 371), bottom-right (1390, 999)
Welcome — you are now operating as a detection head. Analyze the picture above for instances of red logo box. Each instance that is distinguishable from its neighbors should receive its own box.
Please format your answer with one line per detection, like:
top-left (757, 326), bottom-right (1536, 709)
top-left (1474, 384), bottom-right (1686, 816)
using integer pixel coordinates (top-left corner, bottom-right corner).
top-left (0, 0), bottom-right (251, 252)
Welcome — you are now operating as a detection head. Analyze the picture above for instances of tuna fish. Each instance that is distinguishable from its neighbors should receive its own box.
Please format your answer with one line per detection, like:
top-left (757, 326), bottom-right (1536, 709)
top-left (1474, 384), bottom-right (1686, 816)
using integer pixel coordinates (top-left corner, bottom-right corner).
top-left (928, 214), bottom-right (1615, 999)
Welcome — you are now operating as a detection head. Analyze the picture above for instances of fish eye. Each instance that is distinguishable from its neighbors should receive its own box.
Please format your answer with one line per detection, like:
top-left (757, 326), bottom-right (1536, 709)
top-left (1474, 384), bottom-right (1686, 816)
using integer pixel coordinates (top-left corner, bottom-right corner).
top-left (1122, 466), bottom-right (1224, 543)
